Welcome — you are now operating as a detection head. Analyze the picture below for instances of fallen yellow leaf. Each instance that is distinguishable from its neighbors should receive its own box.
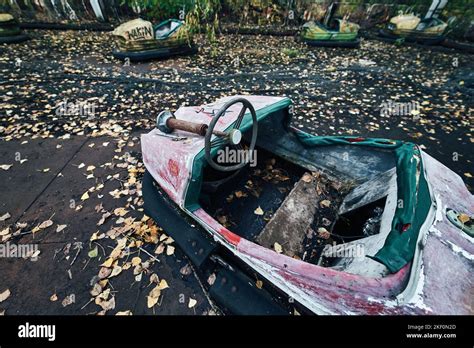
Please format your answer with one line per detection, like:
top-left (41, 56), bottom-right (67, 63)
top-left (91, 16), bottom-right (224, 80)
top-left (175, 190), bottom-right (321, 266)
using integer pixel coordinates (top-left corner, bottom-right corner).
top-left (109, 265), bottom-right (122, 278)
top-left (302, 173), bottom-right (312, 183)
top-left (131, 257), bottom-right (141, 266)
top-left (113, 207), bottom-right (128, 217)
top-left (319, 200), bottom-right (331, 208)
top-left (147, 296), bottom-right (159, 308)
top-left (274, 242), bottom-right (283, 254)
top-left (0, 289), bottom-right (11, 303)
top-left (158, 279), bottom-right (169, 290)
top-left (154, 244), bottom-right (165, 254)
top-left (56, 224), bottom-right (67, 233)
top-left (188, 298), bottom-right (197, 308)
top-left (101, 258), bottom-right (114, 268)
top-left (166, 245), bottom-right (175, 256)
top-left (38, 219), bottom-right (53, 229)
top-left (458, 213), bottom-right (470, 224)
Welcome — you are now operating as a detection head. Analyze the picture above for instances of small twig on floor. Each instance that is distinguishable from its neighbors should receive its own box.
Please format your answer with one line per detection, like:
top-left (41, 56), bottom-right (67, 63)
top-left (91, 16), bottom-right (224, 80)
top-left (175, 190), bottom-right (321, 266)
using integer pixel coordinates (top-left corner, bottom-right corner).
top-left (80, 297), bottom-right (94, 310)
top-left (53, 247), bottom-right (62, 260)
top-left (136, 245), bottom-right (160, 263)
top-left (93, 241), bottom-right (106, 258)
top-left (18, 230), bottom-right (33, 236)
top-left (108, 280), bottom-right (115, 291)
top-left (123, 235), bottom-right (160, 263)
top-left (70, 242), bottom-right (83, 266)
top-left (158, 293), bottom-right (164, 307)
top-left (82, 257), bottom-right (91, 271)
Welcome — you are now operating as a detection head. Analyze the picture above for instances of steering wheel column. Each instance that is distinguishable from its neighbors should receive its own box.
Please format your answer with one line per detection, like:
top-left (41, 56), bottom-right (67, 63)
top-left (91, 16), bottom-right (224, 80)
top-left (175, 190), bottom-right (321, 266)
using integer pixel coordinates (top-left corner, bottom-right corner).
top-left (204, 98), bottom-right (258, 171)
top-left (155, 97), bottom-right (258, 172)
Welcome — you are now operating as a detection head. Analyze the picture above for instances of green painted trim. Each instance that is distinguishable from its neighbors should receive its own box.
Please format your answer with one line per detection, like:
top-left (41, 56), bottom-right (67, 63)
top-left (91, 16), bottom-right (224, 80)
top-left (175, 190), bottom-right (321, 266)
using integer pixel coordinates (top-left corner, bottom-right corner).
top-left (153, 19), bottom-right (184, 39)
top-left (371, 167), bottom-right (431, 272)
top-left (303, 31), bottom-right (358, 41)
top-left (294, 131), bottom-right (433, 273)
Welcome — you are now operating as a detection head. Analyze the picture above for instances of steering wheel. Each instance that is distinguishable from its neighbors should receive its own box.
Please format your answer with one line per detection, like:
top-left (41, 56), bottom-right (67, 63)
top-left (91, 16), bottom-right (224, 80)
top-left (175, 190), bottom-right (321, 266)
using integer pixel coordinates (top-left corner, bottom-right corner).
top-left (205, 97), bottom-right (258, 172)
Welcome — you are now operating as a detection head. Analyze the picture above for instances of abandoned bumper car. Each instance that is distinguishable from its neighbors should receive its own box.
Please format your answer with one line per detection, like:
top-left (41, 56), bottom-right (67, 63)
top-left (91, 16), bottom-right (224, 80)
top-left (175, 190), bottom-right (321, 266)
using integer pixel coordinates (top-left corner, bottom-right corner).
top-left (301, 3), bottom-right (360, 48)
top-left (141, 96), bottom-right (473, 315)
top-left (112, 18), bottom-right (196, 62)
top-left (379, 0), bottom-right (450, 45)
top-left (0, 13), bottom-right (29, 44)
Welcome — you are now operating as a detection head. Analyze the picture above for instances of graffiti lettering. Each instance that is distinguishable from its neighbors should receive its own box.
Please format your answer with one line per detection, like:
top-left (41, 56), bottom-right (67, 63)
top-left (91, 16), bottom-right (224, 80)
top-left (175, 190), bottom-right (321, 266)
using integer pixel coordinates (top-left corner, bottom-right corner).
top-left (126, 26), bottom-right (153, 41)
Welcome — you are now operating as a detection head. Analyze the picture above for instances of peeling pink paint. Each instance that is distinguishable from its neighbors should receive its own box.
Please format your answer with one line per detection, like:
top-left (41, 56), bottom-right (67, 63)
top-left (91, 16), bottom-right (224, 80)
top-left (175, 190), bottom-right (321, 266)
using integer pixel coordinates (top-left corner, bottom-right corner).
top-left (194, 208), bottom-right (241, 246)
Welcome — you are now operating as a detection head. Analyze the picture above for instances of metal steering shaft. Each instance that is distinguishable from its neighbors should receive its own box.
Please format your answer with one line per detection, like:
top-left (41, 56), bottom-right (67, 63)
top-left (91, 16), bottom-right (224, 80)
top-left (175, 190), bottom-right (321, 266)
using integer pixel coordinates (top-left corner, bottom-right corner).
top-left (156, 97), bottom-right (258, 171)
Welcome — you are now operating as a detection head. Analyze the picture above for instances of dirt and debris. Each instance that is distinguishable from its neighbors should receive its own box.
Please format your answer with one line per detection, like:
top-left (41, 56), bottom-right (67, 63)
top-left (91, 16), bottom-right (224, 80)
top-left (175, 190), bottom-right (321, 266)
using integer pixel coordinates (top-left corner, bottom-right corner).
top-left (300, 172), bottom-right (351, 265)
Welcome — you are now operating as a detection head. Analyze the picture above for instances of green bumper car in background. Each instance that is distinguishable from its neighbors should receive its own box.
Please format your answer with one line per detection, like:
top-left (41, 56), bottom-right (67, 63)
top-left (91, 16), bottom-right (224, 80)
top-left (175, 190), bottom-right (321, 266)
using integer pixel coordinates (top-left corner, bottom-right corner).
top-left (301, 3), bottom-right (360, 48)
top-left (112, 18), bottom-right (196, 62)
top-left (0, 13), bottom-right (29, 44)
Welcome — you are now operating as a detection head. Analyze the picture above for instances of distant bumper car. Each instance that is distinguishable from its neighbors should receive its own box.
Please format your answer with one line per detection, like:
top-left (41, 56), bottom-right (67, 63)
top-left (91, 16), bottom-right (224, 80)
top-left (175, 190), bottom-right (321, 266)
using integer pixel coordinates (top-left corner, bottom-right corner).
top-left (301, 3), bottom-right (360, 48)
top-left (379, 0), bottom-right (449, 45)
top-left (0, 13), bottom-right (29, 44)
top-left (112, 18), bottom-right (196, 62)
top-left (140, 95), bottom-right (473, 315)
top-left (379, 14), bottom-right (447, 45)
